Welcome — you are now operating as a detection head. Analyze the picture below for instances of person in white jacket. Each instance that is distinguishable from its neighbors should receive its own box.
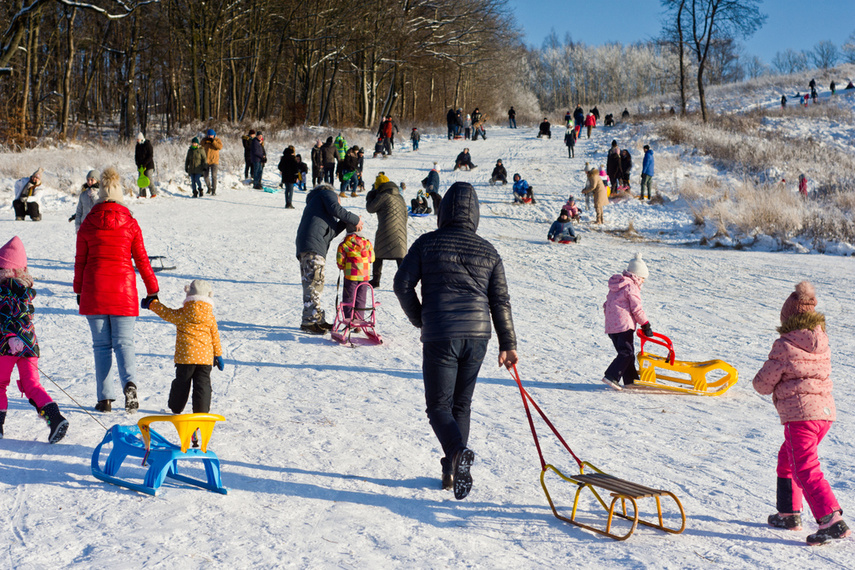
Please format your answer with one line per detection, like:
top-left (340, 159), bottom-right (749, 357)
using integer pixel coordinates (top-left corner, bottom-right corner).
top-left (13, 168), bottom-right (44, 221)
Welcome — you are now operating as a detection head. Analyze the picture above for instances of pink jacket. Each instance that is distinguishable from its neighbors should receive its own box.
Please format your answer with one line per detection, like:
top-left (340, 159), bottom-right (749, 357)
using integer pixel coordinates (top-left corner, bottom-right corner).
top-left (603, 271), bottom-right (648, 334)
top-left (753, 318), bottom-right (835, 424)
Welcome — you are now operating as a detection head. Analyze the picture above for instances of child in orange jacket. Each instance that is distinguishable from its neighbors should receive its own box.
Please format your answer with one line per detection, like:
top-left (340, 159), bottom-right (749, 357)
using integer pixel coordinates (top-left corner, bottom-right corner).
top-left (144, 280), bottom-right (223, 414)
top-left (336, 224), bottom-right (375, 320)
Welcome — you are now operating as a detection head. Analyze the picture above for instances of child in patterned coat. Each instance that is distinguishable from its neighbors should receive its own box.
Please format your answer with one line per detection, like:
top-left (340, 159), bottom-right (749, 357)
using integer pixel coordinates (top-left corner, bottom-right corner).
top-left (144, 280), bottom-right (223, 414)
top-left (0, 236), bottom-right (68, 443)
top-left (753, 281), bottom-right (850, 545)
top-left (336, 224), bottom-right (375, 320)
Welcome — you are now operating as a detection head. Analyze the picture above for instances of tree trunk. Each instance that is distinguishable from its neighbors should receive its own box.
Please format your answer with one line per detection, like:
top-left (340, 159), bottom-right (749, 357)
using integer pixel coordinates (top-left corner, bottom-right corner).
top-left (59, 8), bottom-right (77, 138)
top-left (677, 0), bottom-right (687, 115)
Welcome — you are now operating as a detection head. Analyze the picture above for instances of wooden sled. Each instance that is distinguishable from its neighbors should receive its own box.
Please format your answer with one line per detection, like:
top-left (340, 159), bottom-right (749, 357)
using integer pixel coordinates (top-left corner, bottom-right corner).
top-left (510, 366), bottom-right (686, 541)
top-left (636, 330), bottom-right (738, 396)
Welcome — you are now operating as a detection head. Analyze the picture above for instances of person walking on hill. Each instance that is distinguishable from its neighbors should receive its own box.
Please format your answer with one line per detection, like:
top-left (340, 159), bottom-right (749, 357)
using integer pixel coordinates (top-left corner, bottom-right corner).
top-left (582, 165), bottom-right (608, 224)
top-left (277, 146), bottom-right (299, 208)
top-left (185, 137), bottom-right (208, 198)
top-left (564, 128), bottom-right (576, 158)
top-left (573, 105), bottom-right (584, 137)
top-left (135, 133), bottom-right (157, 198)
top-left (585, 112), bottom-right (596, 138)
top-left (640, 145), bottom-right (654, 200)
top-left (394, 181), bottom-right (518, 501)
top-left (201, 129), bottom-right (223, 196)
top-left (365, 173), bottom-right (407, 288)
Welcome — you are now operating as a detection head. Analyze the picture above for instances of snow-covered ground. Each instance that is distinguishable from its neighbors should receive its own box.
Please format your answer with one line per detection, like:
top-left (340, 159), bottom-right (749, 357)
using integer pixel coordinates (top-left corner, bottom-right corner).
top-left (2, 122), bottom-right (854, 569)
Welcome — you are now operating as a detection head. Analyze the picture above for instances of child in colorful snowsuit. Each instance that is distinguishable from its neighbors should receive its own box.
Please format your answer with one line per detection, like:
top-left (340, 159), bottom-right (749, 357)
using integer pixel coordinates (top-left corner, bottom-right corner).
top-left (753, 281), bottom-right (850, 545)
top-left (601, 253), bottom-right (653, 390)
top-left (547, 210), bottom-right (579, 243)
top-left (336, 225), bottom-right (375, 321)
top-left (144, 280), bottom-right (223, 414)
top-left (512, 174), bottom-right (535, 204)
top-left (0, 236), bottom-right (68, 443)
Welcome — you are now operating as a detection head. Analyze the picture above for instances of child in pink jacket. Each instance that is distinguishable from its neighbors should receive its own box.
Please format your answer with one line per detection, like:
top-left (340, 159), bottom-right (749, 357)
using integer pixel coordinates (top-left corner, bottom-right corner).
top-left (753, 281), bottom-right (849, 545)
top-left (601, 253), bottom-right (653, 390)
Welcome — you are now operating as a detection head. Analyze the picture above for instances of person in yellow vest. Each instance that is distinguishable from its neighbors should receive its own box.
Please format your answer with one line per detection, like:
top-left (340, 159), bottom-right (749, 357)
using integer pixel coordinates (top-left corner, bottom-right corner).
top-left (143, 279), bottom-right (223, 414)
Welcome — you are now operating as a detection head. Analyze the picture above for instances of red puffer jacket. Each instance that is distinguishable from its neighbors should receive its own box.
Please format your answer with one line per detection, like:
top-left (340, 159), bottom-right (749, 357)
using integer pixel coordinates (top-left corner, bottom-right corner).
top-left (74, 202), bottom-right (158, 316)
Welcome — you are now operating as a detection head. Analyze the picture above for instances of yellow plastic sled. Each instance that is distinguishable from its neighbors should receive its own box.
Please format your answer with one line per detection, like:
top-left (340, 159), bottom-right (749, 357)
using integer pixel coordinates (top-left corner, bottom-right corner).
top-left (634, 331), bottom-right (737, 396)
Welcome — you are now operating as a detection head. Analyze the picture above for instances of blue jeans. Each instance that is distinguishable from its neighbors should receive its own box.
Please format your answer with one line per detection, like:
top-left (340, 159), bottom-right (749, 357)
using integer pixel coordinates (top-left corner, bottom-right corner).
top-left (283, 182), bottom-right (294, 207)
top-left (422, 339), bottom-right (489, 461)
top-left (86, 315), bottom-right (137, 401)
top-left (509, 117), bottom-right (516, 128)
top-left (252, 161), bottom-right (264, 188)
top-left (190, 174), bottom-right (203, 196)
top-left (341, 173), bottom-right (357, 194)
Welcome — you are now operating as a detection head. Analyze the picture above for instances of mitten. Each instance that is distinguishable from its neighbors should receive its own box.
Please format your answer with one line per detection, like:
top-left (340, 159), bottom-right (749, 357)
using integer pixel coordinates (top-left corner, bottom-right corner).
top-left (214, 356), bottom-right (224, 371)
top-left (141, 294), bottom-right (159, 309)
top-left (641, 322), bottom-right (653, 337)
top-left (8, 336), bottom-right (25, 354)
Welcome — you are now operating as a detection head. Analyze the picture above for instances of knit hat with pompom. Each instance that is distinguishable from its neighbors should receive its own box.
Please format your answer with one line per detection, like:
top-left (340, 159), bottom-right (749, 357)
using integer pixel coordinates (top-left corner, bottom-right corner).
top-left (626, 253), bottom-right (649, 279)
top-left (98, 167), bottom-right (124, 204)
top-left (780, 281), bottom-right (817, 323)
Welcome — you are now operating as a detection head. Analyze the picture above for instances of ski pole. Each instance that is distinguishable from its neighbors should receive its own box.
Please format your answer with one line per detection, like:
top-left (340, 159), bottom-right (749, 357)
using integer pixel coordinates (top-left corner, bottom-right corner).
top-left (38, 366), bottom-right (109, 431)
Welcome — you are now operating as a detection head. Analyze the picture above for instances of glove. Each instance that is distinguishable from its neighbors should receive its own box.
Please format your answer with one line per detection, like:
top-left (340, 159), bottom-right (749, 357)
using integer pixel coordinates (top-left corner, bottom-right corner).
top-left (141, 294), bottom-right (159, 309)
top-left (214, 356), bottom-right (224, 371)
top-left (76, 294), bottom-right (80, 306)
top-left (68, 214), bottom-right (76, 222)
top-left (8, 336), bottom-right (25, 354)
top-left (641, 322), bottom-right (653, 337)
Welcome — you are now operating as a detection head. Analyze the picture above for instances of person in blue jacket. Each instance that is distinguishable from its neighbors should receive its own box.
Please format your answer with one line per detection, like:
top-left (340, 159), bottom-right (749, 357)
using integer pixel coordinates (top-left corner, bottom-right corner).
top-left (512, 173), bottom-right (535, 204)
top-left (640, 145), bottom-right (654, 200)
top-left (547, 210), bottom-right (579, 243)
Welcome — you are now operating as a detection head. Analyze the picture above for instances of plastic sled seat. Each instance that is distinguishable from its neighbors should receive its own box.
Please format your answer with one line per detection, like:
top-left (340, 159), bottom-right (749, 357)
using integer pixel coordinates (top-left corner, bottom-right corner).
top-left (91, 413), bottom-right (227, 496)
top-left (635, 331), bottom-right (738, 396)
top-left (331, 282), bottom-right (382, 346)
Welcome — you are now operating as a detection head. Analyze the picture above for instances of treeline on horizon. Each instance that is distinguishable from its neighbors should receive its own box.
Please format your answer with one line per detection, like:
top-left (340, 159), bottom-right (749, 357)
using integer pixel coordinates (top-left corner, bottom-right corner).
top-left (1, 0), bottom-right (854, 147)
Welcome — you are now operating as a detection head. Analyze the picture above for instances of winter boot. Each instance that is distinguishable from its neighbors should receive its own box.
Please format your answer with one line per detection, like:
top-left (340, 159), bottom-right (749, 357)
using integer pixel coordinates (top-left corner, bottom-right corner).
top-left (601, 377), bottom-right (623, 391)
top-left (300, 322), bottom-right (327, 335)
top-left (0, 410), bottom-right (5, 439)
top-left (37, 402), bottom-right (69, 444)
top-left (768, 512), bottom-right (802, 531)
top-left (124, 382), bottom-right (139, 413)
top-left (452, 447), bottom-right (474, 500)
top-left (440, 457), bottom-right (454, 491)
top-left (95, 399), bottom-right (113, 412)
top-left (807, 511), bottom-right (851, 545)
top-left (339, 191), bottom-right (346, 198)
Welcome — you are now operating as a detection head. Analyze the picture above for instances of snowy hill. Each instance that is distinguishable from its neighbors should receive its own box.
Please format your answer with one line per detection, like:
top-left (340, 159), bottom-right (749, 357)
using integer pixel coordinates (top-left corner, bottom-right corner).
top-left (1, 121), bottom-right (854, 568)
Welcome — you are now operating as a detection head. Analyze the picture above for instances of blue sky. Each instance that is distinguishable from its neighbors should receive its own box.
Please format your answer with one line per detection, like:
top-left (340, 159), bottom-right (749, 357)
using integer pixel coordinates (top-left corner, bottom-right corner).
top-left (507, 0), bottom-right (855, 64)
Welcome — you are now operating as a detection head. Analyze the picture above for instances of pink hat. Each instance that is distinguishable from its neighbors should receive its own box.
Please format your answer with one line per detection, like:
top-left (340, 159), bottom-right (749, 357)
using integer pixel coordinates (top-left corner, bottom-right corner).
top-left (0, 236), bottom-right (27, 270)
top-left (780, 281), bottom-right (817, 323)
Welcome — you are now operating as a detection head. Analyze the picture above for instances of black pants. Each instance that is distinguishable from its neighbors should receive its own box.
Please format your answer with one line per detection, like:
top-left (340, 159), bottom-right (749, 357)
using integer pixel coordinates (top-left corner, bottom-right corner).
top-left (13, 200), bottom-right (39, 220)
top-left (169, 364), bottom-right (212, 414)
top-left (323, 165), bottom-right (335, 184)
top-left (244, 159), bottom-right (252, 179)
top-left (428, 191), bottom-right (442, 212)
top-left (371, 258), bottom-right (402, 287)
top-left (567, 145), bottom-right (575, 158)
top-left (604, 330), bottom-right (638, 385)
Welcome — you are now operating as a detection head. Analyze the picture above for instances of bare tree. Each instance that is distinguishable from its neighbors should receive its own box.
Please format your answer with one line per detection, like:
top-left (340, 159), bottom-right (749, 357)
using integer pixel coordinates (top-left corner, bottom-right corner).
top-left (661, 0), bottom-right (688, 114)
top-left (811, 40), bottom-right (839, 70)
top-left (843, 31), bottom-right (855, 64)
top-left (771, 49), bottom-right (809, 75)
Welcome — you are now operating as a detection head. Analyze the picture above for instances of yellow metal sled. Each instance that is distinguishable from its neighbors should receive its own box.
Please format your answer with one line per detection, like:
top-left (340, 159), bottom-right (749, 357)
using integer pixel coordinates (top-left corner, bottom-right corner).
top-left (635, 331), bottom-right (737, 396)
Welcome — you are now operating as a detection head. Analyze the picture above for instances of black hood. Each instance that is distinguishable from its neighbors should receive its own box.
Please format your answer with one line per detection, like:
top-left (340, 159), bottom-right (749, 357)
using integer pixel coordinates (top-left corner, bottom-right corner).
top-left (438, 182), bottom-right (479, 232)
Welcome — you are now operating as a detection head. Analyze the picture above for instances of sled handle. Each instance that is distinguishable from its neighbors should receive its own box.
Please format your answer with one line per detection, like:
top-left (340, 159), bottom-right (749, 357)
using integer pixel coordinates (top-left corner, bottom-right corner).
top-left (636, 330), bottom-right (675, 366)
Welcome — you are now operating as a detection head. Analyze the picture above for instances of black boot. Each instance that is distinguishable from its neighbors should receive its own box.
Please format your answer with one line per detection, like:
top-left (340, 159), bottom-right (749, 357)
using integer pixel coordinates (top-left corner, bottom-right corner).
top-left (451, 447), bottom-right (474, 500)
top-left (95, 399), bottom-right (113, 412)
top-left (38, 402), bottom-right (69, 444)
top-left (124, 382), bottom-right (139, 412)
top-left (768, 512), bottom-right (802, 530)
top-left (807, 511), bottom-right (851, 545)
top-left (0, 410), bottom-right (5, 439)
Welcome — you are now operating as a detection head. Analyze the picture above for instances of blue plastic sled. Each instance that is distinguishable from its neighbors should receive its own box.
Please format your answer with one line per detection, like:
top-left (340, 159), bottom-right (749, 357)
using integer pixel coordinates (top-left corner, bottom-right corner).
top-left (407, 207), bottom-right (430, 217)
top-left (263, 186), bottom-right (281, 193)
top-left (91, 414), bottom-right (227, 496)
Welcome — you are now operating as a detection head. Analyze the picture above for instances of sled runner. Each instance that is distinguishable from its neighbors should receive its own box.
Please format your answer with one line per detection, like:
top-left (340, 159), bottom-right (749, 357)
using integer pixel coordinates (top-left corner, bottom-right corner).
top-left (330, 281), bottom-right (382, 346)
top-left (91, 413), bottom-right (227, 496)
top-left (635, 330), bottom-right (738, 396)
top-left (148, 256), bottom-right (176, 273)
top-left (509, 366), bottom-right (685, 541)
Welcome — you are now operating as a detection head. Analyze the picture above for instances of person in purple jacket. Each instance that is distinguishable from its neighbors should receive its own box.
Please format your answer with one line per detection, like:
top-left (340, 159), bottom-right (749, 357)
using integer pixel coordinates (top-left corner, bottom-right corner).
top-left (601, 253), bottom-right (653, 390)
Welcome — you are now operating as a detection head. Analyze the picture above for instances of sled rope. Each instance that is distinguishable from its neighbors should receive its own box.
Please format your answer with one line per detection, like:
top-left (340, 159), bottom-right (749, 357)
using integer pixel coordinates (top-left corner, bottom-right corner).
top-left (38, 366), bottom-right (109, 431)
top-left (509, 365), bottom-right (582, 470)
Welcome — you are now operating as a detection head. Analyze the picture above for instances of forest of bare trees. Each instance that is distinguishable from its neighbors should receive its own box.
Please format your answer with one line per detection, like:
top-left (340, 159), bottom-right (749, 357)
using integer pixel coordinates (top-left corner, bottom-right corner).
top-left (0, 0), bottom-right (522, 146)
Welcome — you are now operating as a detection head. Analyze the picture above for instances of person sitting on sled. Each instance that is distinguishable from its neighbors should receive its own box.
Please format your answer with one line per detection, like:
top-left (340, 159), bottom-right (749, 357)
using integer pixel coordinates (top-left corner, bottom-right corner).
top-left (490, 159), bottom-right (508, 185)
top-left (562, 196), bottom-right (581, 220)
top-left (602, 253), bottom-right (653, 391)
top-left (547, 210), bottom-right (579, 243)
top-left (411, 189), bottom-right (432, 215)
top-left (336, 223), bottom-right (375, 321)
top-left (537, 118), bottom-right (551, 139)
top-left (0, 236), bottom-right (69, 443)
top-left (753, 281), bottom-right (851, 545)
top-left (143, 279), bottom-right (223, 415)
top-left (512, 173), bottom-right (535, 204)
top-left (453, 148), bottom-right (476, 171)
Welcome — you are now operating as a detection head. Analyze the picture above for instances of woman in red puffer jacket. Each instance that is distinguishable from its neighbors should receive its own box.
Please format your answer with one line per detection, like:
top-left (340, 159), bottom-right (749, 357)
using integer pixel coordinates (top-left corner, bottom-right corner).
top-left (74, 168), bottom-right (158, 413)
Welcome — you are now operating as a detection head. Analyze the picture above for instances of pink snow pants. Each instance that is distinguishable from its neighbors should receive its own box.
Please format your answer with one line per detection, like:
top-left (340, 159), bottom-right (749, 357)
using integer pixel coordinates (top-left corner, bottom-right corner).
top-left (777, 420), bottom-right (840, 520)
top-left (0, 355), bottom-right (52, 410)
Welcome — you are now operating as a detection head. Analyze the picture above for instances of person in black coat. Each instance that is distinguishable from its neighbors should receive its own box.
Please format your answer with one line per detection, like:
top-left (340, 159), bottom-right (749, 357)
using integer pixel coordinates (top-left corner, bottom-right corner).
top-left (537, 118), bottom-right (551, 139)
top-left (619, 149), bottom-right (632, 188)
top-left (249, 133), bottom-right (267, 189)
top-left (134, 133), bottom-right (157, 198)
top-left (295, 184), bottom-right (362, 333)
top-left (277, 147), bottom-right (299, 208)
top-left (446, 108), bottom-right (457, 139)
top-left (573, 105), bottom-right (584, 130)
top-left (564, 128), bottom-right (576, 158)
top-left (310, 140), bottom-right (323, 186)
top-left (591, 106), bottom-right (600, 121)
top-left (320, 137), bottom-right (337, 184)
top-left (453, 148), bottom-right (476, 170)
top-left (606, 140), bottom-right (622, 190)
top-left (394, 181), bottom-right (518, 499)
top-left (490, 159), bottom-right (507, 185)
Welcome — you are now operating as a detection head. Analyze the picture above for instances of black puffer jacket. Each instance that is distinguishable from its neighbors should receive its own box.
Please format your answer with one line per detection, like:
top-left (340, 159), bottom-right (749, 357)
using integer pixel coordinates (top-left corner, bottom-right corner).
top-left (394, 182), bottom-right (516, 350)
top-left (135, 140), bottom-right (154, 170)
top-left (365, 181), bottom-right (407, 259)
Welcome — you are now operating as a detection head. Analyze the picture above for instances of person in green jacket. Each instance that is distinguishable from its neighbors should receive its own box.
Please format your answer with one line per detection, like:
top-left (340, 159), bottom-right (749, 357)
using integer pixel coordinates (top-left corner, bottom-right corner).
top-left (185, 137), bottom-right (208, 198)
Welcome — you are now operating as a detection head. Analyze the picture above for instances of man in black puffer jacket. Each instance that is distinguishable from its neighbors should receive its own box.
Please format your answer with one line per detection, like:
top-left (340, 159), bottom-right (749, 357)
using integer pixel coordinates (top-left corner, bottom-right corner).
top-left (394, 181), bottom-right (518, 500)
